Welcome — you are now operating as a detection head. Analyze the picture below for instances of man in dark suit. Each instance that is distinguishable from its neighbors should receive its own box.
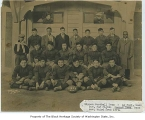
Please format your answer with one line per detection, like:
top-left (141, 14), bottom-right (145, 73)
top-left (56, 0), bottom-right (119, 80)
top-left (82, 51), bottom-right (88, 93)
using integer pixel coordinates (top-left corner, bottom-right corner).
top-left (55, 27), bottom-right (70, 50)
top-left (81, 29), bottom-right (95, 51)
top-left (95, 28), bottom-right (107, 52)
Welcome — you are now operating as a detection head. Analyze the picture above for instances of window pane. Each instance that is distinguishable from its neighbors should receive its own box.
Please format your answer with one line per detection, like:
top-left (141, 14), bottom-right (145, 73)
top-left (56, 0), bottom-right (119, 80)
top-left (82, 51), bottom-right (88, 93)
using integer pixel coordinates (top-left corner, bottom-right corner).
top-left (84, 13), bottom-right (94, 23)
top-left (53, 13), bottom-right (63, 23)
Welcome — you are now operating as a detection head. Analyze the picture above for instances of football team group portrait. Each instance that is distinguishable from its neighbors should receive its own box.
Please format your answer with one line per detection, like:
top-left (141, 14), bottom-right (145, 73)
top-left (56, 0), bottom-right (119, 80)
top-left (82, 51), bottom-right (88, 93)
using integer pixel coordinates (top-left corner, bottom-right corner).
top-left (1, 0), bottom-right (142, 111)
top-left (10, 27), bottom-right (133, 93)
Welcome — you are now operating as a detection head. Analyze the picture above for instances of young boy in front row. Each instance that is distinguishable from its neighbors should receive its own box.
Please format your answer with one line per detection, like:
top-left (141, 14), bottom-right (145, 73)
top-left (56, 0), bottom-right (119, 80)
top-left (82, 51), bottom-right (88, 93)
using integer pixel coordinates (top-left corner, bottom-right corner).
top-left (10, 57), bottom-right (33, 89)
top-left (51, 58), bottom-right (72, 92)
top-left (103, 59), bottom-right (124, 92)
top-left (84, 59), bottom-right (106, 91)
top-left (30, 57), bottom-right (52, 91)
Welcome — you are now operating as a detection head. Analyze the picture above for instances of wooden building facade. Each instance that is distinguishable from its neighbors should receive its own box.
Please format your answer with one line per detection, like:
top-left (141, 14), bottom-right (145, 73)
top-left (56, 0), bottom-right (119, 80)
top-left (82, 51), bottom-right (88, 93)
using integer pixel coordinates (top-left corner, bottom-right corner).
top-left (1, 1), bottom-right (142, 75)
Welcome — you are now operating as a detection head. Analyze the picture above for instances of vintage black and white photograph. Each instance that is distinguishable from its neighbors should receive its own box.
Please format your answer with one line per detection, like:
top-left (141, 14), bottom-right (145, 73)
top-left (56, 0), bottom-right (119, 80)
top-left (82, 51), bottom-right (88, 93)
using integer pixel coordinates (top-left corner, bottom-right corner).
top-left (1, 0), bottom-right (142, 111)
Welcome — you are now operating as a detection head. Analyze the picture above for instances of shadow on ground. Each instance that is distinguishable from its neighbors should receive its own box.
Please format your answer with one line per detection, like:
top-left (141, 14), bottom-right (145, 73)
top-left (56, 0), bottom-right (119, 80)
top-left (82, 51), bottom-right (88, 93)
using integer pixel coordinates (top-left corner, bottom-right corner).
top-left (1, 72), bottom-right (142, 111)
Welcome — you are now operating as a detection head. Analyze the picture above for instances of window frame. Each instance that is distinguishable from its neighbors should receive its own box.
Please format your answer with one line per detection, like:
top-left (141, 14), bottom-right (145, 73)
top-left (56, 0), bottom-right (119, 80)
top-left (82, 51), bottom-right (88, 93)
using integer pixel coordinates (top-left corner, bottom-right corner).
top-left (83, 12), bottom-right (95, 23)
top-left (32, 11), bottom-right (64, 24)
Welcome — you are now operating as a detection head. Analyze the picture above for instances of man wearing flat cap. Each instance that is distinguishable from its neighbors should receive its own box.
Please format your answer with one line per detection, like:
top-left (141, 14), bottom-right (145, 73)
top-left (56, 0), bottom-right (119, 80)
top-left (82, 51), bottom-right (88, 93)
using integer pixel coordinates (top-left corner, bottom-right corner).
top-left (94, 12), bottom-right (104, 24)
top-left (14, 34), bottom-right (29, 66)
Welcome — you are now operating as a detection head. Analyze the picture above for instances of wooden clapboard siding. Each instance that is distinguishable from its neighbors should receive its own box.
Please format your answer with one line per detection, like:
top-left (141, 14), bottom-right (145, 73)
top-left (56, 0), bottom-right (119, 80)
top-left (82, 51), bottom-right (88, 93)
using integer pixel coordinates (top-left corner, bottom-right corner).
top-left (32, 2), bottom-right (122, 39)
top-left (33, 10), bottom-right (67, 36)
top-left (33, 23), bottom-right (64, 28)
top-left (68, 24), bottom-right (79, 27)
top-left (83, 23), bottom-right (115, 28)
top-left (82, 32), bottom-right (110, 38)
top-left (68, 19), bottom-right (79, 24)
top-left (114, 16), bottom-right (121, 37)
top-left (68, 15), bottom-right (79, 20)
top-left (67, 10), bottom-right (81, 37)
top-left (67, 32), bottom-right (73, 37)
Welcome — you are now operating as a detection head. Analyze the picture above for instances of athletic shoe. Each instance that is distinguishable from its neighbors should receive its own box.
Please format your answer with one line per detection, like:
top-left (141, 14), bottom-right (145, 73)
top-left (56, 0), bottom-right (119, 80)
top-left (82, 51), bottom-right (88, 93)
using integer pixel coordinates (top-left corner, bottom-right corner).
top-left (54, 86), bottom-right (62, 92)
top-left (87, 86), bottom-right (93, 90)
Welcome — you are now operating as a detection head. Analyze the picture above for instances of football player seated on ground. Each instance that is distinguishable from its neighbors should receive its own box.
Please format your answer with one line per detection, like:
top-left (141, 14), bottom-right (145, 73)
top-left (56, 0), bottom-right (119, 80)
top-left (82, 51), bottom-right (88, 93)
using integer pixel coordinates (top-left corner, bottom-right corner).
top-left (10, 57), bottom-right (33, 89)
top-left (85, 59), bottom-right (106, 91)
top-left (69, 58), bottom-right (88, 91)
top-left (29, 56), bottom-right (52, 91)
top-left (42, 41), bottom-right (59, 68)
top-left (101, 41), bottom-right (118, 68)
top-left (88, 43), bottom-right (102, 68)
top-left (103, 59), bottom-right (131, 93)
top-left (51, 58), bottom-right (72, 92)
top-left (58, 42), bottom-right (72, 66)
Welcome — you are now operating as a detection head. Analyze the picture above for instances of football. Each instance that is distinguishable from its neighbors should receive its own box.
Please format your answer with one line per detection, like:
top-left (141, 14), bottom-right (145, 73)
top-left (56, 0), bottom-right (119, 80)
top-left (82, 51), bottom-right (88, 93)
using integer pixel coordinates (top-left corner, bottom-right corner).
top-left (67, 85), bottom-right (78, 93)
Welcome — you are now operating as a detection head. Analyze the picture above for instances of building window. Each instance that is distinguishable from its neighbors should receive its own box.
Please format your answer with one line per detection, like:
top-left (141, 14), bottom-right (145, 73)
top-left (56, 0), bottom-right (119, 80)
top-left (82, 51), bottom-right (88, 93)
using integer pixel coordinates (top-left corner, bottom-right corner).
top-left (33, 12), bottom-right (63, 24)
top-left (83, 12), bottom-right (95, 23)
top-left (83, 11), bottom-right (114, 24)
top-left (53, 12), bottom-right (63, 23)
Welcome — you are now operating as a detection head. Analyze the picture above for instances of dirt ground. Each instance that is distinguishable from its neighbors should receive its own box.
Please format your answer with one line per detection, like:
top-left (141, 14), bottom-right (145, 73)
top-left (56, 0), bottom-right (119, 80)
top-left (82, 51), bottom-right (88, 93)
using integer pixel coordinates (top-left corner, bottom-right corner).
top-left (1, 72), bottom-right (142, 112)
